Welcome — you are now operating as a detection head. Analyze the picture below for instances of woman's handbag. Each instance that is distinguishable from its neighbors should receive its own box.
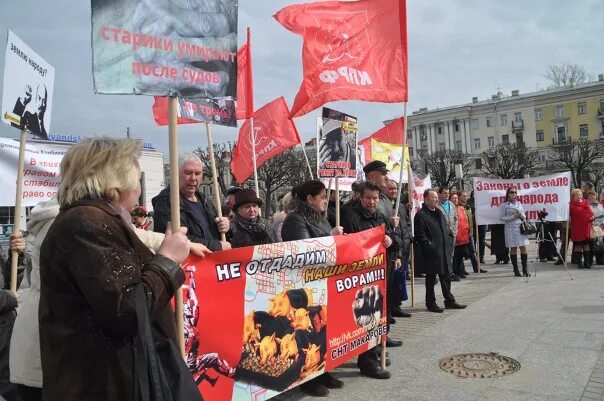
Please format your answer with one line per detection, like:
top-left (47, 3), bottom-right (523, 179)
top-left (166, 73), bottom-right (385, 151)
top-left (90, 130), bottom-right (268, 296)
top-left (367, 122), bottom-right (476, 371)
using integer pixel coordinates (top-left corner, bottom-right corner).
top-left (519, 220), bottom-right (537, 235)
top-left (134, 285), bottom-right (203, 401)
top-left (590, 224), bottom-right (604, 239)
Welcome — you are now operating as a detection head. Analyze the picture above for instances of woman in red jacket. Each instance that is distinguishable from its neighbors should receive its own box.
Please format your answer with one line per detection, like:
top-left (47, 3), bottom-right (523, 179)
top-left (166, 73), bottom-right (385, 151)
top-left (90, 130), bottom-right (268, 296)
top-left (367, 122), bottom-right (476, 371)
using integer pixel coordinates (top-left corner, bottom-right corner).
top-left (570, 188), bottom-right (595, 268)
top-left (451, 193), bottom-right (470, 278)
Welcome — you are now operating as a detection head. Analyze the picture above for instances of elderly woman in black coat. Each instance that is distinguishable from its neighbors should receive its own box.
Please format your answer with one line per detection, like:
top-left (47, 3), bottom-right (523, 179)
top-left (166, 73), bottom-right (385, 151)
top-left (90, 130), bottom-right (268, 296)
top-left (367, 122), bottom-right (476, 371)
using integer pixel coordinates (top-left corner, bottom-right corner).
top-left (230, 189), bottom-right (276, 248)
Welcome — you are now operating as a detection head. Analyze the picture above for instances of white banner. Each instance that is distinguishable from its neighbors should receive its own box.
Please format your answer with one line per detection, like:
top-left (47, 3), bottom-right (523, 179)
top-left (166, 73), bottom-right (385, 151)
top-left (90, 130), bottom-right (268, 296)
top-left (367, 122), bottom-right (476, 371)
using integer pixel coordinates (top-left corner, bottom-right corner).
top-left (0, 137), bottom-right (66, 206)
top-left (473, 172), bottom-right (571, 225)
top-left (409, 171), bottom-right (431, 235)
top-left (1, 30), bottom-right (55, 139)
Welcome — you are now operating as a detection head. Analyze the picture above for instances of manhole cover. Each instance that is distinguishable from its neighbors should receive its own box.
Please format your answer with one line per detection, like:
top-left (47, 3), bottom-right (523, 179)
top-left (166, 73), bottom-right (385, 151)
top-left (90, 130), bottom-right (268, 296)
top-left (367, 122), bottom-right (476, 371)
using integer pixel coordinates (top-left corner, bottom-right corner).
top-left (439, 353), bottom-right (520, 378)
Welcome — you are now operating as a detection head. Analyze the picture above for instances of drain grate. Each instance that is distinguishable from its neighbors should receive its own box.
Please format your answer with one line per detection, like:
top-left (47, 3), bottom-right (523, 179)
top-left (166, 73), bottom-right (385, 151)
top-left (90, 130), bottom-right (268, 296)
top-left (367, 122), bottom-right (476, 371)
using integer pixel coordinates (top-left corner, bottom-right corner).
top-left (439, 352), bottom-right (520, 378)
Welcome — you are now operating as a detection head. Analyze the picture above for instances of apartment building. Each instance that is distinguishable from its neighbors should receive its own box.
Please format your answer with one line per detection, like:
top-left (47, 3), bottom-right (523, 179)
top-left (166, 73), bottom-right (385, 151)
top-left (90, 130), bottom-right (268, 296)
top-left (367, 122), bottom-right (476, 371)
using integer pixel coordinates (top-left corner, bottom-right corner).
top-left (406, 76), bottom-right (604, 171)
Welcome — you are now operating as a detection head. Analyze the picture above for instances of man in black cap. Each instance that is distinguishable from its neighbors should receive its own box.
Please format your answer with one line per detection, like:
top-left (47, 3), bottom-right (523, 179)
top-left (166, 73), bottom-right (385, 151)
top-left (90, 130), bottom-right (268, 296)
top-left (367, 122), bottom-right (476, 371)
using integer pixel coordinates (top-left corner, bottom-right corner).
top-left (362, 161), bottom-right (403, 345)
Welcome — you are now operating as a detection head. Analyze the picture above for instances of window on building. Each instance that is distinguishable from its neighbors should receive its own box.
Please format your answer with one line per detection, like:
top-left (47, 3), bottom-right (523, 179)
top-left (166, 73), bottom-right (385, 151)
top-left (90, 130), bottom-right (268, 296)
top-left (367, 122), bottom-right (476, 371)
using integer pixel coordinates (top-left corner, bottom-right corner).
top-left (456, 141), bottom-right (462, 151)
top-left (514, 112), bottom-right (522, 123)
top-left (409, 147), bottom-right (414, 157)
top-left (578, 102), bottom-right (587, 115)
top-left (536, 130), bottom-right (544, 142)
top-left (580, 124), bottom-right (589, 137)
top-left (535, 109), bottom-right (543, 121)
top-left (475, 159), bottom-right (482, 170)
top-left (486, 117), bottom-right (493, 128)
top-left (438, 125), bottom-right (442, 135)
top-left (537, 153), bottom-right (546, 163)
top-left (407, 130), bottom-right (412, 139)
top-left (502, 134), bottom-right (509, 144)
top-left (455, 122), bottom-right (460, 132)
top-left (556, 105), bottom-right (565, 118)
top-left (500, 114), bottom-right (507, 126)
top-left (471, 118), bottom-right (479, 129)
top-left (439, 143), bottom-right (446, 151)
top-left (473, 138), bottom-right (481, 149)
top-left (488, 136), bottom-right (495, 147)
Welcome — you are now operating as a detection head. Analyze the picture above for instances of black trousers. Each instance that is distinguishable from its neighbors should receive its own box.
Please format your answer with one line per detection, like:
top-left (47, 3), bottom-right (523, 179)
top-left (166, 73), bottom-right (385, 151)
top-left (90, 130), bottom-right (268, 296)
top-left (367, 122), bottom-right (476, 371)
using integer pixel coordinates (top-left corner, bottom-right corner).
top-left (425, 273), bottom-right (456, 306)
top-left (386, 258), bottom-right (397, 315)
top-left (17, 385), bottom-right (42, 401)
top-left (477, 225), bottom-right (487, 260)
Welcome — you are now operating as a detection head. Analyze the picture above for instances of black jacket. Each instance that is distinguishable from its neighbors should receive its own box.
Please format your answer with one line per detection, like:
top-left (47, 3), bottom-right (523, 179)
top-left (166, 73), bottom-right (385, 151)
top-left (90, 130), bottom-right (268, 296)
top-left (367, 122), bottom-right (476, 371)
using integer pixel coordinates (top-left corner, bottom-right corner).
top-left (395, 202), bottom-right (412, 257)
top-left (342, 202), bottom-right (399, 250)
top-left (230, 215), bottom-right (277, 248)
top-left (281, 202), bottom-right (332, 241)
top-left (413, 204), bottom-right (453, 275)
top-left (152, 187), bottom-right (223, 251)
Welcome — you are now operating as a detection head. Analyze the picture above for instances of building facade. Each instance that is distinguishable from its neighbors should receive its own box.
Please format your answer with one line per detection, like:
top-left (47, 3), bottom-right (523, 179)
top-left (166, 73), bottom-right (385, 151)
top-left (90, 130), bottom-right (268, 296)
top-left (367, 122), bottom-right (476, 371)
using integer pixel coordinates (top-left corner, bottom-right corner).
top-left (406, 77), bottom-right (604, 172)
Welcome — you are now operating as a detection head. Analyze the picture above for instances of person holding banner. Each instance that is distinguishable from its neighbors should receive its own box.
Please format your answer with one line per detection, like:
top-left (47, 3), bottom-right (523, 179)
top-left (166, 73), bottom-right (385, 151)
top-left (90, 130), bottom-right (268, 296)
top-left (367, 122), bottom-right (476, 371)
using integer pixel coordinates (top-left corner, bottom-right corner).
top-left (414, 189), bottom-right (466, 313)
top-left (569, 188), bottom-right (595, 269)
top-left (342, 180), bottom-right (401, 379)
top-left (281, 180), bottom-right (344, 396)
top-left (152, 153), bottom-right (231, 252)
top-left (500, 187), bottom-right (531, 277)
top-left (38, 138), bottom-right (193, 401)
top-left (229, 189), bottom-right (276, 248)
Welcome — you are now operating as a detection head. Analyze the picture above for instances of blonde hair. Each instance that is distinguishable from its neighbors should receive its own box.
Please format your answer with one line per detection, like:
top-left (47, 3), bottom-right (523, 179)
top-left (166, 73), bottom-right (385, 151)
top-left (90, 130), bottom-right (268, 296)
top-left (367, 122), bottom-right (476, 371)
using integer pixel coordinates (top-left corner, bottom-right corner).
top-left (58, 137), bottom-right (141, 208)
top-left (570, 188), bottom-right (582, 200)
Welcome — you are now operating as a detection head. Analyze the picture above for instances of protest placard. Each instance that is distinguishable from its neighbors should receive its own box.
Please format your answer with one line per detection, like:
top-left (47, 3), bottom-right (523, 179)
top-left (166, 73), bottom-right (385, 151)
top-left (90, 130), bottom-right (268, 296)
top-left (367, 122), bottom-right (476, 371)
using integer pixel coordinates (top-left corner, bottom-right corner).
top-left (1, 30), bottom-right (55, 139)
top-left (91, 0), bottom-right (238, 98)
top-left (473, 172), bottom-right (571, 225)
top-left (182, 227), bottom-right (387, 400)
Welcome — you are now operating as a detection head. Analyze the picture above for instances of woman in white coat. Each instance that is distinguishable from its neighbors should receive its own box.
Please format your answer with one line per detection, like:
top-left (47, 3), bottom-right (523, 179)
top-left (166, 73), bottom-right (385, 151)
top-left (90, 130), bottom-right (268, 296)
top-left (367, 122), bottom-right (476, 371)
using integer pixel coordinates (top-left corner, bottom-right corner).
top-left (500, 187), bottom-right (530, 277)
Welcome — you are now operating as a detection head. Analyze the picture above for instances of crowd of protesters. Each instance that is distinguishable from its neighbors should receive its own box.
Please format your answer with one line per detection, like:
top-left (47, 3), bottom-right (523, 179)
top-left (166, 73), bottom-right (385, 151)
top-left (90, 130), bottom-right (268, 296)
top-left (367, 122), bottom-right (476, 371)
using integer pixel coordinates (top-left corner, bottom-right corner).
top-left (0, 137), bottom-right (603, 400)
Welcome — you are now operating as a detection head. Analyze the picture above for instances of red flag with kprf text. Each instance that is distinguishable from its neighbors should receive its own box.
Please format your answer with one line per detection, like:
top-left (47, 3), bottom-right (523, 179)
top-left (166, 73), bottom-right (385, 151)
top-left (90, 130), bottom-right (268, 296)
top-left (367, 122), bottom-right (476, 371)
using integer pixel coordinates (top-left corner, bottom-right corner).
top-left (231, 97), bottom-right (301, 183)
top-left (235, 28), bottom-right (254, 120)
top-left (274, 0), bottom-right (408, 118)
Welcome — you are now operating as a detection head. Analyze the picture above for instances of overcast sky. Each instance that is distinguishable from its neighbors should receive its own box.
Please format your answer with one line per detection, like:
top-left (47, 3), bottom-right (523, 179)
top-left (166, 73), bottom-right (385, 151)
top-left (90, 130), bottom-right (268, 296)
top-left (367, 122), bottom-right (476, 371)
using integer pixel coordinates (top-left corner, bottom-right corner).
top-left (1, 0), bottom-right (603, 156)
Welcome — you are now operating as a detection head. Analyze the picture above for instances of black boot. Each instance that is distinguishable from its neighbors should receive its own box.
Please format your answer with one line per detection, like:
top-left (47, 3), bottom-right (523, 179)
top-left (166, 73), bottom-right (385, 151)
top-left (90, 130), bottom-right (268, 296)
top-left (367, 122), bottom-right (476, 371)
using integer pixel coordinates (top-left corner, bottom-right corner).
top-left (521, 254), bottom-right (531, 277)
top-left (584, 251), bottom-right (593, 268)
top-left (511, 254), bottom-right (521, 277)
top-left (574, 252), bottom-right (584, 268)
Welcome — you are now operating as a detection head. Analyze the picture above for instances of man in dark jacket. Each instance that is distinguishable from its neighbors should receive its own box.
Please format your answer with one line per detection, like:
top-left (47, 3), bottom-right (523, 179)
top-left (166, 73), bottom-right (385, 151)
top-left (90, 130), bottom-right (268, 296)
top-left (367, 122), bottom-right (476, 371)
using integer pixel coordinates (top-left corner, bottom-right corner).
top-left (414, 189), bottom-right (467, 313)
top-left (385, 179), bottom-right (412, 318)
top-left (342, 181), bottom-right (401, 380)
top-left (363, 161), bottom-right (403, 331)
top-left (153, 153), bottom-right (230, 252)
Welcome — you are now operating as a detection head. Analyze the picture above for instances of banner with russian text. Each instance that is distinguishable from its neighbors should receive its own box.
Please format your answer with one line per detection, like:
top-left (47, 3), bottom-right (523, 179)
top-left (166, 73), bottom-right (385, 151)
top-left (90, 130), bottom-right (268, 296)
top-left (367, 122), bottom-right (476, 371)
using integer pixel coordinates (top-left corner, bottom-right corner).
top-left (473, 172), bottom-right (571, 225)
top-left (317, 117), bottom-right (358, 179)
top-left (1, 30), bottom-right (55, 139)
top-left (182, 227), bottom-right (387, 401)
top-left (91, 0), bottom-right (238, 98)
top-left (0, 137), bottom-right (65, 206)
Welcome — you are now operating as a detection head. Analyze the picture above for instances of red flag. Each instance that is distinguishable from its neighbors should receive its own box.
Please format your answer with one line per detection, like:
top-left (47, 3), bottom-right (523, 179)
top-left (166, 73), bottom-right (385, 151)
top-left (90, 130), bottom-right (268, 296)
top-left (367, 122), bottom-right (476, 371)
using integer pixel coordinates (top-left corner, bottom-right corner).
top-left (152, 96), bottom-right (197, 126)
top-left (231, 97), bottom-right (301, 183)
top-left (274, 0), bottom-right (408, 118)
top-left (368, 117), bottom-right (405, 144)
top-left (236, 28), bottom-right (254, 120)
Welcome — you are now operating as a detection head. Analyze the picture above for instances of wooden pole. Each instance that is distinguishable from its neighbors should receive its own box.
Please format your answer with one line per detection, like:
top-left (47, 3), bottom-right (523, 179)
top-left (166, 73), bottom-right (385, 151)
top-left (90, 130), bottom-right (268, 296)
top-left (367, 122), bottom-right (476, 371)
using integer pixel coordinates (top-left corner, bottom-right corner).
top-left (300, 143), bottom-right (314, 179)
top-left (393, 105), bottom-right (408, 218)
top-left (168, 97), bottom-right (185, 356)
top-left (335, 178), bottom-right (340, 227)
top-left (325, 178), bottom-right (332, 218)
top-left (205, 123), bottom-right (227, 242)
top-left (250, 118), bottom-right (260, 197)
top-left (410, 244), bottom-right (415, 307)
top-left (564, 211), bottom-right (570, 263)
top-left (10, 129), bottom-right (27, 293)
top-left (408, 166), bottom-right (414, 303)
top-left (475, 217), bottom-right (481, 274)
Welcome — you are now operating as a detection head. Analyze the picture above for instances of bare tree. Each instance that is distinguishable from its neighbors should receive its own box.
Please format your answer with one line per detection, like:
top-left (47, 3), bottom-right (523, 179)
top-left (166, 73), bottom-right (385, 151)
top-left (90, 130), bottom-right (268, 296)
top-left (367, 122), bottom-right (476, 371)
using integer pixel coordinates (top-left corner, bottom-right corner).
top-left (544, 63), bottom-right (591, 88)
top-left (549, 139), bottom-right (604, 188)
top-left (255, 148), bottom-right (314, 218)
top-left (193, 142), bottom-right (235, 198)
top-left (423, 150), bottom-right (473, 190)
top-left (481, 143), bottom-right (538, 179)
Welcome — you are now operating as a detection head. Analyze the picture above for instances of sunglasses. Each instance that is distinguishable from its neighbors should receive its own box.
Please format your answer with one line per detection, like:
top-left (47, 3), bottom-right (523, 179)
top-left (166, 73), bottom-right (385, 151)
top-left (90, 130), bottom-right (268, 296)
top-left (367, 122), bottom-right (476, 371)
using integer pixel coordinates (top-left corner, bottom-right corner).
top-left (509, 191), bottom-right (517, 194)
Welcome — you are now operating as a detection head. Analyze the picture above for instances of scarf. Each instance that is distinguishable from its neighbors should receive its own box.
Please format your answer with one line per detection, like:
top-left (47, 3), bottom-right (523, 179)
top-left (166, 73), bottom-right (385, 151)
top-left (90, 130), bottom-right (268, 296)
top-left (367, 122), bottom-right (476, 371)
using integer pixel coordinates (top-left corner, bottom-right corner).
top-left (231, 213), bottom-right (275, 244)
